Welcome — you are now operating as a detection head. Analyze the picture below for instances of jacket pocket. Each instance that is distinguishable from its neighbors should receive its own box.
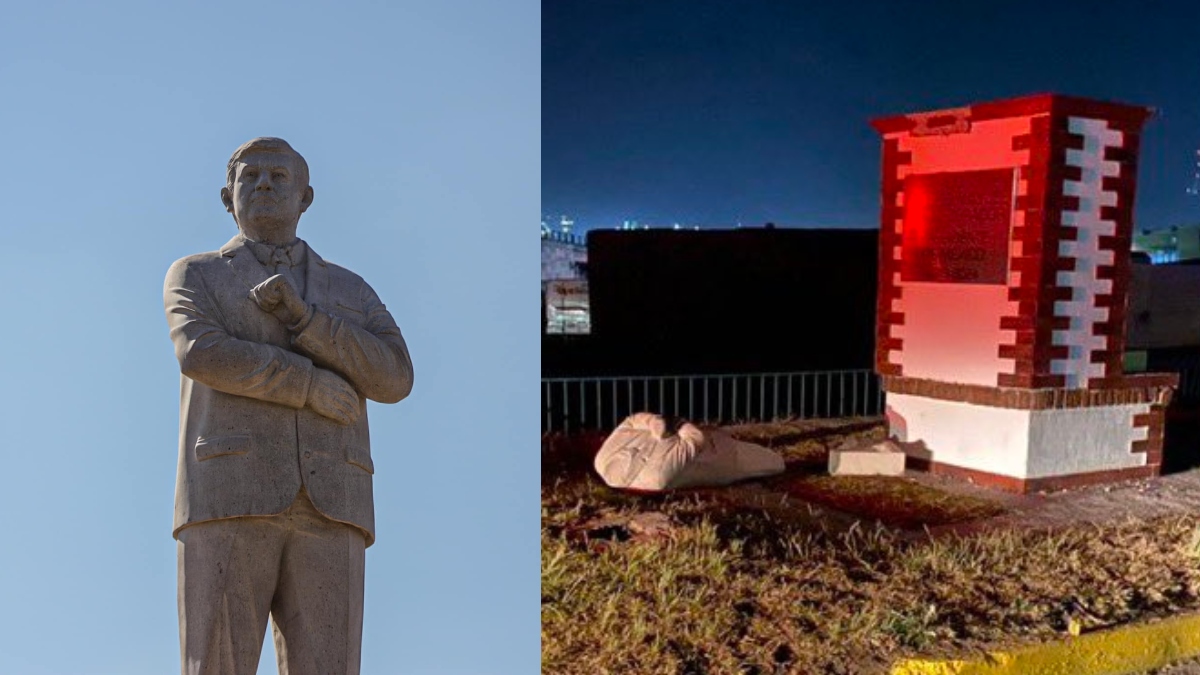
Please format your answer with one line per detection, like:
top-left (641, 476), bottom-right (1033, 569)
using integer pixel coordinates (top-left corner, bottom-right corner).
top-left (194, 434), bottom-right (252, 461)
top-left (346, 445), bottom-right (375, 474)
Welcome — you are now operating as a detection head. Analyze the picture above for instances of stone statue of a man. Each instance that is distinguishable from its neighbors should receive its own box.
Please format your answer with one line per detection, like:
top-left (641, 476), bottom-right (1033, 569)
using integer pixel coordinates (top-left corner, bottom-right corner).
top-left (163, 137), bottom-right (413, 674)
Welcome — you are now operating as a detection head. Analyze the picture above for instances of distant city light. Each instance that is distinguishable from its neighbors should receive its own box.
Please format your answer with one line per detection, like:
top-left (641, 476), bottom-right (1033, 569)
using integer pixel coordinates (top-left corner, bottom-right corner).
top-left (1132, 224), bottom-right (1200, 264)
top-left (1189, 147), bottom-right (1200, 196)
top-left (540, 214), bottom-right (720, 233)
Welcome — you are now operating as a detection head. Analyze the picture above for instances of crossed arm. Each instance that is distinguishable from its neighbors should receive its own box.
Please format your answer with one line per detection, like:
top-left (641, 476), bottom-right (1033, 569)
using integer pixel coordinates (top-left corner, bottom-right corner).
top-left (165, 260), bottom-right (413, 424)
top-left (251, 273), bottom-right (413, 404)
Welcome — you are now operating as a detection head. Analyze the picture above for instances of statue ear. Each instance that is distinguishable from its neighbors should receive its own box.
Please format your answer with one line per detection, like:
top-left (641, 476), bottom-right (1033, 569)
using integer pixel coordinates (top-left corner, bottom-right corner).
top-left (220, 187), bottom-right (234, 213)
top-left (299, 185), bottom-right (314, 213)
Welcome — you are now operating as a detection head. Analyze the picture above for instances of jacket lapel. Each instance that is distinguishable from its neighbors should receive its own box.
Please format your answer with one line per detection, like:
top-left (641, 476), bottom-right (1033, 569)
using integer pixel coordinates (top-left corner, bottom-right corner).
top-left (220, 235), bottom-right (273, 295)
top-left (304, 245), bottom-right (330, 308)
top-left (220, 233), bottom-right (329, 307)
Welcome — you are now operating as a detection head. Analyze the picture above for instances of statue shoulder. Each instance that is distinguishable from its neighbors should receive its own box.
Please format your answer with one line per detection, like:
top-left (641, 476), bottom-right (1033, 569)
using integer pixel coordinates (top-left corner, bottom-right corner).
top-left (164, 250), bottom-right (225, 283)
top-left (323, 258), bottom-right (370, 287)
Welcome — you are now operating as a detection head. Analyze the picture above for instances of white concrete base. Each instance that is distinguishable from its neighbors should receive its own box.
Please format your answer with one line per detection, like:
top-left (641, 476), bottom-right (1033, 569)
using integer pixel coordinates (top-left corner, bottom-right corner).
top-left (886, 393), bottom-right (1149, 481)
top-left (828, 441), bottom-right (907, 476)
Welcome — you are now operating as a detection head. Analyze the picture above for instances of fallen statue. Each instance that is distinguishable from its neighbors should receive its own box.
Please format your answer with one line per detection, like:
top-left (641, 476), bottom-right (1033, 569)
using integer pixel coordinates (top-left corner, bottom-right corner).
top-left (594, 413), bottom-right (786, 492)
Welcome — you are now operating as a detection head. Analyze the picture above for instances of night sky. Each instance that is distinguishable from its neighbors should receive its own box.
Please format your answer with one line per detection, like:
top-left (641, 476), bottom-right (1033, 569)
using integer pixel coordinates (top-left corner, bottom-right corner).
top-left (543, 1), bottom-right (1200, 233)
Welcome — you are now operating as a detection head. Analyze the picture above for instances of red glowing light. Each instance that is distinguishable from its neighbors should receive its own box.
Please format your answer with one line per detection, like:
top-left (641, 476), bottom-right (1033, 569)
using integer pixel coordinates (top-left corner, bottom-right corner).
top-left (901, 169), bottom-right (1015, 284)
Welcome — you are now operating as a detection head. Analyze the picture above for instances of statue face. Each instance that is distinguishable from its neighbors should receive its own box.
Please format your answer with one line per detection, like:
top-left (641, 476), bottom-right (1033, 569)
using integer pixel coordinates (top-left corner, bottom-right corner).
top-left (223, 151), bottom-right (312, 231)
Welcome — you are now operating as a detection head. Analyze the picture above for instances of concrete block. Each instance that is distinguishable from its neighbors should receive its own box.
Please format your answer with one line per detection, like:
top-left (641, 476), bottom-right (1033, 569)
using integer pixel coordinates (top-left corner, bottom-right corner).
top-left (828, 441), bottom-right (907, 476)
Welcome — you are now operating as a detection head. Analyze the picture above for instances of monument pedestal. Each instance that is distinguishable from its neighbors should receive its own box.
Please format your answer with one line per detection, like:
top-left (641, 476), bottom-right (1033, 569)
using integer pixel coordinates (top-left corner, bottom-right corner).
top-left (869, 93), bottom-right (1177, 493)
top-left (885, 375), bottom-right (1173, 492)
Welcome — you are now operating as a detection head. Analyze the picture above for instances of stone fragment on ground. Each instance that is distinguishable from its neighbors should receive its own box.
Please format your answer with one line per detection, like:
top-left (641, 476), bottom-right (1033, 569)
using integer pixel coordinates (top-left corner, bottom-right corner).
top-left (565, 511), bottom-right (676, 549)
top-left (627, 512), bottom-right (675, 540)
top-left (827, 438), bottom-right (906, 476)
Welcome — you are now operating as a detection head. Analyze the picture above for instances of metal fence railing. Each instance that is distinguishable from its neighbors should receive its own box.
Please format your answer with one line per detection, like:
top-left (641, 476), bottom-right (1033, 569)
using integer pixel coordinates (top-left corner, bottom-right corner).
top-left (542, 369), bottom-right (883, 434)
top-left (540, 230), bottom-right (587, 247)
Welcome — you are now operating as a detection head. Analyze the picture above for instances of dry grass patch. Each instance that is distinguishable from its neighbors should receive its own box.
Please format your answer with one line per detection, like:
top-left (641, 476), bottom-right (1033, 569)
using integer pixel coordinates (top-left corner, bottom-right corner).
top-left (543, 476), bottom-right (1200, 674)
top-left (543, 420), bottom-right (1200, 674)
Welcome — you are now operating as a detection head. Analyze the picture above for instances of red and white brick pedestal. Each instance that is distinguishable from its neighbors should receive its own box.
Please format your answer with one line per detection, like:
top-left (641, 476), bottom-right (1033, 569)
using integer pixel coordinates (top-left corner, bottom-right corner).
top-left (869, 93), bottom-right (1177, 493)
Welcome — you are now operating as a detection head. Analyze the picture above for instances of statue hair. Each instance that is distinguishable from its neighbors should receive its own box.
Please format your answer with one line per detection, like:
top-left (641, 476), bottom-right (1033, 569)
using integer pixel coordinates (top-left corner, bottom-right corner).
top-left (225, 137), bottom-right (310, 190)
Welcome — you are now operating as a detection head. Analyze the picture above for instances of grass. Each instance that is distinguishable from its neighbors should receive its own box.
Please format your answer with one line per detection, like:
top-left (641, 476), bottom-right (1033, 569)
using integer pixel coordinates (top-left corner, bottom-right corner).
top-left (541, 420), bottom-right (1200, 674)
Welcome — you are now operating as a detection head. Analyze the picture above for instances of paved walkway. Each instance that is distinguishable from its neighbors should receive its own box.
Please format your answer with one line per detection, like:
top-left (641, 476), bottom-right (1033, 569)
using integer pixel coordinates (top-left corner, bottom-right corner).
top-left (917, 466), bottom-right (1200, 540)
top-left (713, 463), bottom-right (1200, 543)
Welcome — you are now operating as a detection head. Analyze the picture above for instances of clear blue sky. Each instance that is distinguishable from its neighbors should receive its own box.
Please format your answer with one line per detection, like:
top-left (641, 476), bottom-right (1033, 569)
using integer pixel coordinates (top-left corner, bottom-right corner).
top-left (0, 2), bottom-right (538, 674)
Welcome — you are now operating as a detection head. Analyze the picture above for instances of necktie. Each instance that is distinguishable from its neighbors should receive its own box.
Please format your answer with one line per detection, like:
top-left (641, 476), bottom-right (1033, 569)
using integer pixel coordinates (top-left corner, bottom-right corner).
top-left (267, 244), bottom-right (305, 298)
top-left (269, 246), bottom-right (292, 273)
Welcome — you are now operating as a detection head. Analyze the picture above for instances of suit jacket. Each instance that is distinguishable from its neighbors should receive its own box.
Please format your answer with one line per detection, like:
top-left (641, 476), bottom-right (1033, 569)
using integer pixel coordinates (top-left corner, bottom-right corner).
top-left (164, 234), bottom-right (413, 546)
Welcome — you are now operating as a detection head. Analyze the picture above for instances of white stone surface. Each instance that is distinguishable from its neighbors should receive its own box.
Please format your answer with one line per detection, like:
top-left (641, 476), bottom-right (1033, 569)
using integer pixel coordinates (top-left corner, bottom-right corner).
top-left (178, 490), bottom-right (365, 674)
top-left (887, 394), bottom-right (1148, 480)
top-left (1052, 116), bottom-right (1124, 387)
top-left (828, 442), bottom-right (907, 476)
top-left (887, 393), bottom-right (1033, 477)
top-left (594, 413), bottom-right (785, 491)
top-left (164, 137), bottom-right (414, 675)
top-left (1026, 403), bottom-right (1149, 478)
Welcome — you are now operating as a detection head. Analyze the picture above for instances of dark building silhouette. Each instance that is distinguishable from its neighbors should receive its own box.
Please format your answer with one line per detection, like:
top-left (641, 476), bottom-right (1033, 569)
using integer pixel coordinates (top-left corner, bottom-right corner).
top-left (542, 226), bottom-right (1200, 474)
top-left (544, 227), bottom-right (879, 376)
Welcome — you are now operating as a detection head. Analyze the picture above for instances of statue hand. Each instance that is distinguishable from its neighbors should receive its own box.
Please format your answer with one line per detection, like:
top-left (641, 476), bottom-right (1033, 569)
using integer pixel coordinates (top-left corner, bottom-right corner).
top-left (306, 368), bottom-right (361, 425)
top-left (251, 274), bottom-right (308, 325)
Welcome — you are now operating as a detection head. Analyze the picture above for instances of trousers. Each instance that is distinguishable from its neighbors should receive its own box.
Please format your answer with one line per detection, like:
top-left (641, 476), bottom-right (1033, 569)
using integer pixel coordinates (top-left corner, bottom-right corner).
top-left (177, 489), bottom-right (367, 675)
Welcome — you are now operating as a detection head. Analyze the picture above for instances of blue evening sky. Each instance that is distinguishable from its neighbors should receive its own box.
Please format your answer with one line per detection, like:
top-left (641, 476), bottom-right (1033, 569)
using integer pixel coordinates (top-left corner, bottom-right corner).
top-left (544, 0), bottom-right (1200, 233)
top-left (0, 2), bottom-right (538, 674)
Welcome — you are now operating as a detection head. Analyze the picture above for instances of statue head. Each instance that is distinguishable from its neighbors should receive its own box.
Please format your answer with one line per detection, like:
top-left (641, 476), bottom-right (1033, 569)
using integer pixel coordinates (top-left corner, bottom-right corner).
top-left (221, 137), bottom-right (314, 239)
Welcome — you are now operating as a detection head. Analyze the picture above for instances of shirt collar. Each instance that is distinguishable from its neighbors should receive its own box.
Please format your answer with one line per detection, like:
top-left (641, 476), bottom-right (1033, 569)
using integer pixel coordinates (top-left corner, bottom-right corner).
top-left (237, 233), bottom-right (307, 268)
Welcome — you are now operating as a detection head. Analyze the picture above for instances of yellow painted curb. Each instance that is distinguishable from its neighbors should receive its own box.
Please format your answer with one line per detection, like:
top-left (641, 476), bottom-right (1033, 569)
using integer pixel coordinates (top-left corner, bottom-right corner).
top-left (891, 612), bottom-right (1200, 675)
